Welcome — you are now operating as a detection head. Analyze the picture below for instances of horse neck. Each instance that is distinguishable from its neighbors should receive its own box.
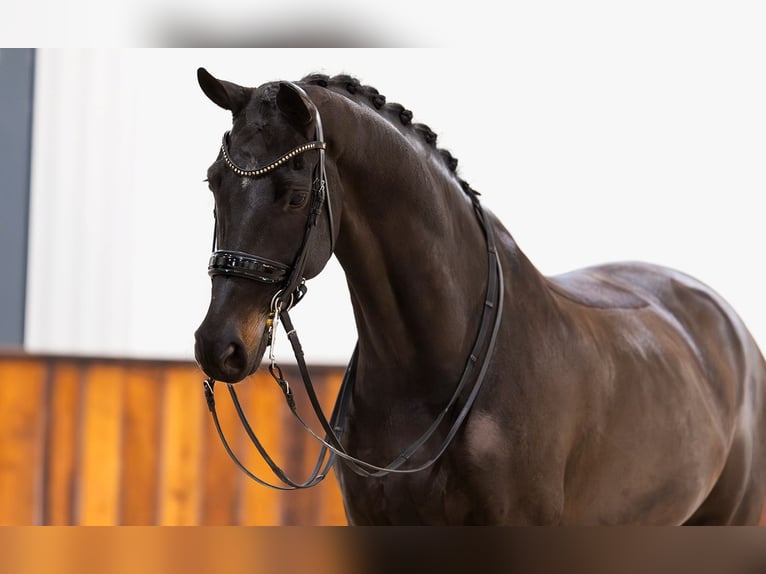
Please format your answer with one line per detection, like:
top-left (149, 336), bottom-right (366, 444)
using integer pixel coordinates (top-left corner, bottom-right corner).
top-left (316, 92), bottom-right (505, 396)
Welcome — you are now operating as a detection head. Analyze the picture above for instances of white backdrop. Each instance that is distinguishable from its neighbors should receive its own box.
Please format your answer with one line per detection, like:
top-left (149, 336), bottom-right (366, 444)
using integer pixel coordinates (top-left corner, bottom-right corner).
top-left (25, 41), bottom-right (766, 363)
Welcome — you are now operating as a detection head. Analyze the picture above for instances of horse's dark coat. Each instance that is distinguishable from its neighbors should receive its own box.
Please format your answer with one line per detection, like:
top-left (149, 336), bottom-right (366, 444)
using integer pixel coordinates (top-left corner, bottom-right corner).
top-left (194, 69), bottom-right (766, 525)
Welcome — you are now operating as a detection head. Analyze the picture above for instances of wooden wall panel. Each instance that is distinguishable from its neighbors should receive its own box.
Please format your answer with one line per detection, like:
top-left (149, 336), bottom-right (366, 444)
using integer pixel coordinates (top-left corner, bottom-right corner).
top-left (0, 354), bottom-right (348, 525)
top-left (316, 371), bottom-right (348, 526)
top-left (240, 371), bottom-right (287, 526)
top-left (0, 360), bottom-right (47, 525)
top-left (120, 366), bottom-right (162, 525)
top-left (43, 362), bottom-right (81, 525)
top-left (201, 379), bottom-right (242, 526)
top-left (77, 364), bottom-right (124, 525)
top-left (158, 365), bottom-right (205, 525)
top-left (283, 371), bottom-right (342, 526)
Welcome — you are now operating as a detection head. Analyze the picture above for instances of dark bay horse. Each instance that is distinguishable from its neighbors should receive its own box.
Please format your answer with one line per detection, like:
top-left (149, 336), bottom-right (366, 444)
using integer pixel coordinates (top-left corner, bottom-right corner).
top-left (193, 69), bottom-right (766, 525)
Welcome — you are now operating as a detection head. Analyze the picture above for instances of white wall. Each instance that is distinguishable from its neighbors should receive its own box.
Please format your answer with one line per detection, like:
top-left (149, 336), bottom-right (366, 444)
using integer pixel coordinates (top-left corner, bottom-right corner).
top-left (26, 41), bottom-right (766, 363)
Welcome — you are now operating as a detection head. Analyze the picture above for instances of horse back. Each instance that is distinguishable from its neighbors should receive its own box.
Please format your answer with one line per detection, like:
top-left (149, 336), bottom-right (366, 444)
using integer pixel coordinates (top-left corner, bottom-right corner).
top-left (543, 261), bottom-right (766, 523)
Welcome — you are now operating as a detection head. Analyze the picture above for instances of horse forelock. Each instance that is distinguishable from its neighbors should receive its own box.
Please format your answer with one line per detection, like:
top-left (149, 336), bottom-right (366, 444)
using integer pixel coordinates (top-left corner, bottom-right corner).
top-left (299, 73), bottom-right (480, 200)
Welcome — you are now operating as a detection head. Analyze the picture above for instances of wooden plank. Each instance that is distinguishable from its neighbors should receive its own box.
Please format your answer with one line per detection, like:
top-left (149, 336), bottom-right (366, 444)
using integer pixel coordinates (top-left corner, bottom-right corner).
top-left (315, 371), bottom-right (348, 526)
top-left (278, 367), bottom-right (327, 526)
top-left (201, 375), bottom-right (242, 525)
top-left (281, 368), bottom-right (348, 526)
top-left (77, 364), bottom-right (124, 525)
top-left (158, 365), bottom-right (204, 525)
top-left (43, 361), bottom-right (81, 525)
top-left (239, 370), bottom-right (285, 525)
top-left (0, 359), bottom-right (47, 525)
top-left (120, 366), bottom-right (162, 525)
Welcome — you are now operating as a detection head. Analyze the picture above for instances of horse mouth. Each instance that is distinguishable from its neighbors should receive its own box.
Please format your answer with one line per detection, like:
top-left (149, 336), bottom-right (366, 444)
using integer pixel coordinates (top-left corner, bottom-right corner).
top-left (239, 329), bottom-right (271, 382)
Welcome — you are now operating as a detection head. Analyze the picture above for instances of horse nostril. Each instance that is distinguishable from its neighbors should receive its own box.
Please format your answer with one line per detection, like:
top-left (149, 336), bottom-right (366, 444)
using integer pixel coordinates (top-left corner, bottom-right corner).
top-left (220, 341), bottom-right (247, 374)
top-left (195, 325), bottom-right (252, 383)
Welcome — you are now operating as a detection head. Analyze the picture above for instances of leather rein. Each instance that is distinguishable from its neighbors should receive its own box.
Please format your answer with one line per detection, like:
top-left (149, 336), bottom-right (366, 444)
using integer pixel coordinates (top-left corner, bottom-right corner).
top-left (202, 83), bottom-right (505, 490)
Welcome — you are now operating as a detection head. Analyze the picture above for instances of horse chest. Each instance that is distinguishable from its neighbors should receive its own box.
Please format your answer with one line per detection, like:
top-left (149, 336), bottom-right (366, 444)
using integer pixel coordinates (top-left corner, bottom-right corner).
top-left (334, 411), bottom-right (525, 524)
top-left (337, 464), bottom-right (476, 525)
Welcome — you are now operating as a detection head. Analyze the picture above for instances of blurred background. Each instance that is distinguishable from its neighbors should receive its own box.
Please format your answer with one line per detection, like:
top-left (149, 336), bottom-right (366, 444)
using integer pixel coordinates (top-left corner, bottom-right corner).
top-left (0, 2), bottom-right (765, 525)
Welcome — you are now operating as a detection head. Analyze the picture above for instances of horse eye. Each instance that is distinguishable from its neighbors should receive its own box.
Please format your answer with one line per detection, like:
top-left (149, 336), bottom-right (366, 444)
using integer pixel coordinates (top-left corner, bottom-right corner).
top-left (289, 192), bottom-right (308, 207)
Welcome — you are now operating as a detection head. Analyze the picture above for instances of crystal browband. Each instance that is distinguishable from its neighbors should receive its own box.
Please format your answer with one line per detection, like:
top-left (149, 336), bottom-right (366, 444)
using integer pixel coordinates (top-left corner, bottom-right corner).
top-left (221, 130), bottom-right (327, 177)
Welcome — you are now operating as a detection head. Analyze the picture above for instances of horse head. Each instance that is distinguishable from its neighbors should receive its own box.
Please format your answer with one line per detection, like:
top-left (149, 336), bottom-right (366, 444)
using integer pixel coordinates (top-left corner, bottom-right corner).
top-left (194, 68), bottom-right (339, 383)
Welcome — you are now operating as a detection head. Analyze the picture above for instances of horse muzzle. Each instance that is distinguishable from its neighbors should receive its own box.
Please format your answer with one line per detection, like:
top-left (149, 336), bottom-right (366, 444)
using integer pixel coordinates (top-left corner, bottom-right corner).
top-left (194, 318), bottom-right (269, 384)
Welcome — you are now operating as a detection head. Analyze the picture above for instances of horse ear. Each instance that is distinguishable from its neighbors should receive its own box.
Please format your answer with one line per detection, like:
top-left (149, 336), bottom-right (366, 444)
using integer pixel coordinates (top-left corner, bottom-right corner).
top-left (276, 82), bottom-right (313, 128)
top-left (197, 67), bottom-right (249, 115)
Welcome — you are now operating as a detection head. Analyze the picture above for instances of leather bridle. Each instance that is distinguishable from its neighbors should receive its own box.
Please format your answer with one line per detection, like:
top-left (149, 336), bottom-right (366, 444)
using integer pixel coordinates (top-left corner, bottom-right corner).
top-left (201, 82), bottom-right (504, 490)
top-left (208, 86), bottom-right (334, 297)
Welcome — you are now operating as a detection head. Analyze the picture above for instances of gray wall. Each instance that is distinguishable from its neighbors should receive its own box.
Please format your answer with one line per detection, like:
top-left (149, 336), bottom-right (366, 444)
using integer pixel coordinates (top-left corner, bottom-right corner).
top-left (0, 49), bottom-right (35, 347)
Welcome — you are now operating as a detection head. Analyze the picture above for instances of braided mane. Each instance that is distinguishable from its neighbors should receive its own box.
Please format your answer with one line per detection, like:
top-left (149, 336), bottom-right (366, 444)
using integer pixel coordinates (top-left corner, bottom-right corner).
top-left (301, 73), bottom-right (480, 200)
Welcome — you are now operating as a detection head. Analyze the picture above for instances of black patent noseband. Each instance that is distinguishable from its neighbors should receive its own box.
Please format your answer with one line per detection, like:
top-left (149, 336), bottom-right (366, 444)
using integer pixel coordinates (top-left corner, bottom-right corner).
top-left (208, 250), bottom-right (289, 284)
